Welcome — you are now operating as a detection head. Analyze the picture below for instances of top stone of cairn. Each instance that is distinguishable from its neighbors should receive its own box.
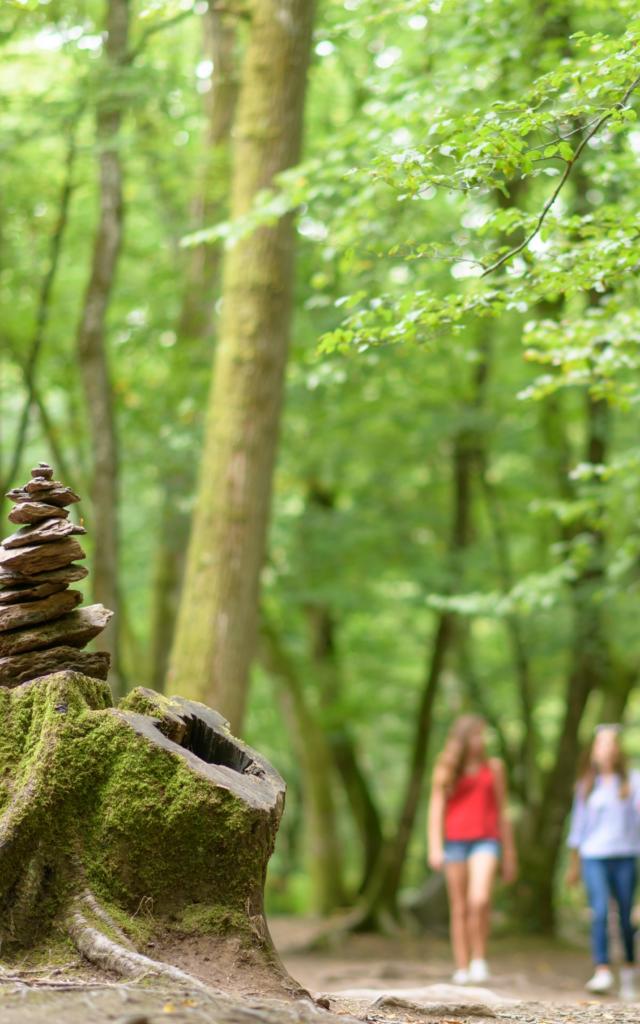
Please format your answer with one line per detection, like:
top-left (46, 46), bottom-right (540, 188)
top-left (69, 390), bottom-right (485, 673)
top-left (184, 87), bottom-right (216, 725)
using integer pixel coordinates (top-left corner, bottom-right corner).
top-left (7, 463), bottom-right (81, 513)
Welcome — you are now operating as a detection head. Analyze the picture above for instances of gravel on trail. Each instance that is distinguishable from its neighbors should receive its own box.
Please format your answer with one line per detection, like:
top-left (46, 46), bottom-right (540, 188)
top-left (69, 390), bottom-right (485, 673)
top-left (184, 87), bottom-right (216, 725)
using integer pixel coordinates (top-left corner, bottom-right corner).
top-left (0, 976), bottom-right (637, 1024)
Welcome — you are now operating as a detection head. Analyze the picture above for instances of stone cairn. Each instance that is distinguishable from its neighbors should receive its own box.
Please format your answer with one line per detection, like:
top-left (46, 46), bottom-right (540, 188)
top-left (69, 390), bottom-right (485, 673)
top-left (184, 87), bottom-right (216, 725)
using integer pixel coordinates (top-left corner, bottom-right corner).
top-left (0, 463), bottom-right (113, 686)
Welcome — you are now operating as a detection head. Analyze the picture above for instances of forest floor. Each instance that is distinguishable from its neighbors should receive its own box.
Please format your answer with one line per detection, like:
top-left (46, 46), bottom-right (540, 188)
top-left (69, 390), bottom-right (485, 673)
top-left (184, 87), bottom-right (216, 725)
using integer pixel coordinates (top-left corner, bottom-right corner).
top-left (271, 917), bottom-right (602, 1003)
top-left (1, 917), bottom-right (638, 1024)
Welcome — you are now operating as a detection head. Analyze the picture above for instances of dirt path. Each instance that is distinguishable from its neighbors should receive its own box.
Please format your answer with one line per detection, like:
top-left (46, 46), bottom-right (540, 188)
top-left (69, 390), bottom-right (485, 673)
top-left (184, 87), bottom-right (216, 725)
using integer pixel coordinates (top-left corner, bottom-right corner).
top-left (269, 916), bottom-right (635, 1007)
top-left (1, 918), bottom-right (637, 1024)
top-left (1, 985), bottom-right (639, 1024)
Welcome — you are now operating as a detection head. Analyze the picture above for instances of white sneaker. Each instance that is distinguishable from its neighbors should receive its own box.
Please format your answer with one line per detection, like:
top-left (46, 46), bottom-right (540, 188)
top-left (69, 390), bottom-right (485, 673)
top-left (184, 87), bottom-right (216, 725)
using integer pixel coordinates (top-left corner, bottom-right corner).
top-left (619, 966), bottom-right (637, 1002)
top-left (585, 966), bottom-right (614, 994)
top-left (452, 968), bottom-right (469, 985)
top-left (469, 958), bottom-right (490, 983)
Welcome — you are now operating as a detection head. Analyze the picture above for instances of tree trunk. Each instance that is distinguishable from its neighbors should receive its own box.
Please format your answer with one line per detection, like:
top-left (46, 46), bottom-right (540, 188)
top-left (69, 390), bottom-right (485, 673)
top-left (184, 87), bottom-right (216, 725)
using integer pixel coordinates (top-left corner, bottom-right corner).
top-left (304, 483), bottom-right (383, 895)
top-left (148, 475), bottom-right (192, 692)
top-left (599, 661), bottom-right (636, 724)
top-left (1, 128), bottom-right (78, 521)
top-left (168, 0), bottom-right (315, 733)
top-left (475, 456), bottom-right (536, 800)
top-left (75, 0), bottom-right (128, 694)
top-left (515, 392), bottom-right (611, 932)
top-left (261, 618), bottom-right (346, 914)
top-left (177, 7), bottom-right (238, 345)
top-left (148, 9), bottom-right (239, 692)
top-left (306, 609), bottom-right (383, 898)
top-left (358, 431), bottom-right (474, 928)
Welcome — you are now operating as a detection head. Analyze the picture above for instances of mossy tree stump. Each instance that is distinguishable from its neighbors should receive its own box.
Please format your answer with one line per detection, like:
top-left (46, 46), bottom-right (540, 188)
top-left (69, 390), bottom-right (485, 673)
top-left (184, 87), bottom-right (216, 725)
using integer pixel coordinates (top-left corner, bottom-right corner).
top-left (0, 671), bottom-right (288, 987)
top-left (0, 467), bottom-right (292, 991)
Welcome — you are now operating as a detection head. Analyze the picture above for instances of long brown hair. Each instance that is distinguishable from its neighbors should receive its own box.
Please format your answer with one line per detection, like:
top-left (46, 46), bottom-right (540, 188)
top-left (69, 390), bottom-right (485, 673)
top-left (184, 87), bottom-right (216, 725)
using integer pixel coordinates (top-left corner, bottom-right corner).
top-left (433, 714), bottom-right (486, 793)
top-left (577, 728), bottom-right (629, 799)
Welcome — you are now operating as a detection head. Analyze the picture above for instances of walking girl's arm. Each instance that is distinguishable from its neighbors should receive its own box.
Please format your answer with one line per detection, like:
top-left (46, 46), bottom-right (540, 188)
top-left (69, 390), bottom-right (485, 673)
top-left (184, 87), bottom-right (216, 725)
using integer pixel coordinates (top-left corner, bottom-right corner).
top-left (427, 774), bottom-right (446, 872)
top-left (491, 758), bottom-right (518, 884)
top-left (565, 784), bottom-right (586, 886)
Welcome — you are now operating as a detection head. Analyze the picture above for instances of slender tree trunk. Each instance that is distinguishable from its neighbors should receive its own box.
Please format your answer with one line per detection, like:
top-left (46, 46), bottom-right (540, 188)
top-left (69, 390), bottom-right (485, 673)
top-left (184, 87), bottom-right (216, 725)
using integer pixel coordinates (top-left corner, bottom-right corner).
top-left (3, 338), bottom-right (90, 505)
top-left (475, 457), bottom-right (537, 799)
top-left (177, 9), bottom-right (238, 345)
top-left (75, 0), bottom-right (129, 694)
top-left (148, 476), bottom-right (192, 692)
top-left (599, 661), bottom-right (636, 724)
top-left (516, 392), bottom-right (611, 932)
top-left (260, 618), bottom-right (346, 914)
top-left (306, 606), bottom-right (383, 895)
top-left (303, 483), bottom-right (383, 894)
top-left (148, 10), bottom-right (239, 691)
top-left (461, 322), bottom-right (537, 800)
top-left (168, 0), bottom-right (315, 732)
top-left (1, 129), bottom-right (78, 520)
top-left (359, 431), bottom-right (474, 928)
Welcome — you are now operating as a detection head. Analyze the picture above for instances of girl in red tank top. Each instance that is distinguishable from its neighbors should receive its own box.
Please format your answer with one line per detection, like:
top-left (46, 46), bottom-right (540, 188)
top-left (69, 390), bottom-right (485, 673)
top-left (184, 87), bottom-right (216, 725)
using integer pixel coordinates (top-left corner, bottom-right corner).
top-left (427, 715), bottom-right (517, 986)
top-left (444, 761), bottom-right (500, 841)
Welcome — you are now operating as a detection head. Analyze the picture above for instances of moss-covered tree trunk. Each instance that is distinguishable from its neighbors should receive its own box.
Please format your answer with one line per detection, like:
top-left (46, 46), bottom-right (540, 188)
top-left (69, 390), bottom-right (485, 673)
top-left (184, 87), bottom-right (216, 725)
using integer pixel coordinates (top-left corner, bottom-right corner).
top-left (0, 669), bottom-right (295, 990)
top-left (168, 0), bottom-right (315, 732)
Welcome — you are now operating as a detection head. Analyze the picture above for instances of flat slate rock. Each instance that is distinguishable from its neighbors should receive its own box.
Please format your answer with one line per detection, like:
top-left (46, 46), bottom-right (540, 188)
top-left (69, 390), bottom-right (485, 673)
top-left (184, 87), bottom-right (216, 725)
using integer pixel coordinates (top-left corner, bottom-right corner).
top-left (8, 502), bottom-right (68, 524)
top-left (24, 475), bottom-right (63, 493)
top-left (0, 580), bottom-right (68, 604)
top-left (0, 590), bottom-right (82, 633)
top-left (0, 645), bottom-right (110, 686)
top-left (6, 488), bottom-right (35, 505)
top-left (0, 563), bottom-right (88, 586)
top-left (0, 604), bottom-right (113, 657)
top-left (3, 517), bottom-right (86, 549)
top-left (0, 538), bottom-right (86, 574)
top-left (23, 478), bottom-right (80, 505)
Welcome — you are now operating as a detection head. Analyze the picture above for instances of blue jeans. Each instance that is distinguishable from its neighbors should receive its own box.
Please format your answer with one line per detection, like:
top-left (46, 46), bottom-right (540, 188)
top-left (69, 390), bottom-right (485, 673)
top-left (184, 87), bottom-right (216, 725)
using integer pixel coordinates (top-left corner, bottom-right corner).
top-left (581, 856), bottom-right (637, 965)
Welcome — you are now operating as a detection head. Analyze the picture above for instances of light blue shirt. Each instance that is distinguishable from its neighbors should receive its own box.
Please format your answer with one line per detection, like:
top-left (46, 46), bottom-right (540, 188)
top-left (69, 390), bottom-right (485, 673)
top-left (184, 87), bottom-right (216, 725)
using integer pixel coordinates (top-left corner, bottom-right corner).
top-left (567, 770), bottom-right (640, 858)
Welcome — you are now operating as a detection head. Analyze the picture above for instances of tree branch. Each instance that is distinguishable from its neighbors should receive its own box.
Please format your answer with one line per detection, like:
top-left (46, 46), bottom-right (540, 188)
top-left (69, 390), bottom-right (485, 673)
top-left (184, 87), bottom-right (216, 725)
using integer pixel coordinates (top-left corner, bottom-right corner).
top-left (482, 72), bottom-right (640, 277)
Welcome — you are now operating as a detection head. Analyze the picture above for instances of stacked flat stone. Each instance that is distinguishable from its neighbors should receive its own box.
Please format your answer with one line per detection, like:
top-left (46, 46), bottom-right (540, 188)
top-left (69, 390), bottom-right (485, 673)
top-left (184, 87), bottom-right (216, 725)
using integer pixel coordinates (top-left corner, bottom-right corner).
top-left (0, 463), bottom-right (113, 686)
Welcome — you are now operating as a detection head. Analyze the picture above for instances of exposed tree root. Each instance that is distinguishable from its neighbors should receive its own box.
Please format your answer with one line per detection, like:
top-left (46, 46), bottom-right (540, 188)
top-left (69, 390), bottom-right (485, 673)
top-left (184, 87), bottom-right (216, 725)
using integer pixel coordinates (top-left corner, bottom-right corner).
top-left (67, 904), bottom-right (208, 989)
top-left (76, 891), bottom-right (135, 950)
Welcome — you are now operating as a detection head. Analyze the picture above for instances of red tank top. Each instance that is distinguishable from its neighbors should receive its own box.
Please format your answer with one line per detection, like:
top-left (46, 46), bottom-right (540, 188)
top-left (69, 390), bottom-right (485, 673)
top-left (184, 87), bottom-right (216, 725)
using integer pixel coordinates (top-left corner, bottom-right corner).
top-left (444, 761), bottom-right (500, 841)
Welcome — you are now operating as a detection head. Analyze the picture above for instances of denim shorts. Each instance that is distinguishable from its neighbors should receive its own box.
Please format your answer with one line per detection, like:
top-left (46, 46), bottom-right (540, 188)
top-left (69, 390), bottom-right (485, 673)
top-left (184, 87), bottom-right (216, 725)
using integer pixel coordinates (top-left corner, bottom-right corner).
top-left (444, 839), bottom-right (501, 863)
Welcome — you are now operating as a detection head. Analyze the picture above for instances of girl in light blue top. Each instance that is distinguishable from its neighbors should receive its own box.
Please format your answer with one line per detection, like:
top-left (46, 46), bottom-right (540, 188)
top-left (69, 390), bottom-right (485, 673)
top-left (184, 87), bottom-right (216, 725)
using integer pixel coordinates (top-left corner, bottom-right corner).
top-left (567, 724), bottom-right (640, 1001)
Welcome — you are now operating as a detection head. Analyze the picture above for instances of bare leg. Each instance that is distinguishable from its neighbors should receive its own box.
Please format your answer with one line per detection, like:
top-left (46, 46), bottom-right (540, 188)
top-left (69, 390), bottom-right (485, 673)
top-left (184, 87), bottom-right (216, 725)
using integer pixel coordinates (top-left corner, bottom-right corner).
top-left (467, 851), bottom-right (498, 960)
top-left (445, 861), bottom-right (470, 970)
